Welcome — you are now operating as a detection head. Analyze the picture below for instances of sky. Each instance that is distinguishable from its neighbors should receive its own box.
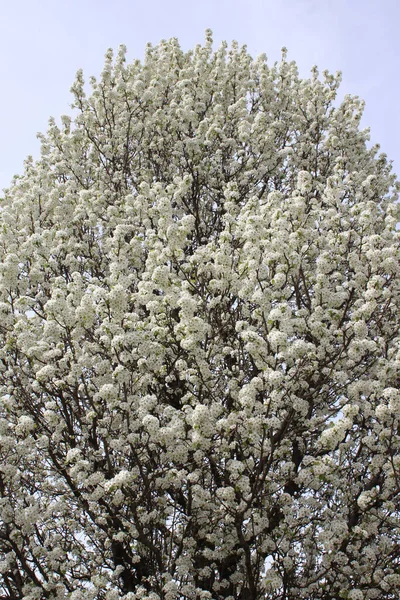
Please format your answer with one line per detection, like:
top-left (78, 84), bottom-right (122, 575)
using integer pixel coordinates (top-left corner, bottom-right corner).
top-left (0, 0), bottom-right (398, 192)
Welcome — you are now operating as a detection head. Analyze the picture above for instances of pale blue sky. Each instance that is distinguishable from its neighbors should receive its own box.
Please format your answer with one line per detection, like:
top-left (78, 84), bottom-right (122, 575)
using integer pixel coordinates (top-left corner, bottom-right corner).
top-left (0, 0), bottom-right (398, 191)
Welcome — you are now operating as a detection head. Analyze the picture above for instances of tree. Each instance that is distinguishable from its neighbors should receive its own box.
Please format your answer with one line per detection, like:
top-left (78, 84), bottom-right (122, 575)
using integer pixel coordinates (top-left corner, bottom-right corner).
top-left (0, 30), bottom-right (399, 600)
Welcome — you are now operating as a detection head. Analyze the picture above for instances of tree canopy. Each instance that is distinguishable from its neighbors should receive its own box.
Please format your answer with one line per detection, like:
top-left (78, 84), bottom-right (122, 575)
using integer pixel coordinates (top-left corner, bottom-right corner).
top-left (0, 31), bottom-right (399, 600)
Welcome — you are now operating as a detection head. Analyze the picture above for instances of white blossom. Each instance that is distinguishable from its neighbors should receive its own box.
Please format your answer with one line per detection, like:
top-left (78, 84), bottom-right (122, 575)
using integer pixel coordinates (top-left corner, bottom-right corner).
top-left (348, 590), bottom-right (364, 600)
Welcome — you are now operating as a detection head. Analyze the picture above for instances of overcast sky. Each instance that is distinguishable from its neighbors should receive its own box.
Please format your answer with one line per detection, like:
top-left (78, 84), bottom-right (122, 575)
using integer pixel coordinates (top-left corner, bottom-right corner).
top-left (0, 0), bottom-right (398, 192)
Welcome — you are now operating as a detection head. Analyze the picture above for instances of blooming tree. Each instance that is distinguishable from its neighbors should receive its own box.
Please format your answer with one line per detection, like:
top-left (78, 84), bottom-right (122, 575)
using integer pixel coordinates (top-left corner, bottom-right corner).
top-left (0, 31), bottom-right (399, 600)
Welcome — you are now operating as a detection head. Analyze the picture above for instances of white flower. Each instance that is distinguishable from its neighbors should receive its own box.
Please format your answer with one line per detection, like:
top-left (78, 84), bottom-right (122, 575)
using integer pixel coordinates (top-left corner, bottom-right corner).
top-left (65, 448), bottom-right (81, 463)
top-left (104, 470), bottom-right (132, 492)
top-left (15, 415), bottom-right (35, 435)
top-left (375, 404), bottom-right (388, 419)
top-left (98, 384), bottom-right (118, 400)
top-left (357, 491), bottom-right (374, 510)
top-left (348, 590), bottom-right (364, 600)
top-left (297, 170), bottom-right (312, 193)
top-left (36, 365), bottom-right (56, 382)
top-left (272, 272), bottom-right (286, 288)
top-left (142, 414), bottom-right (160, 435)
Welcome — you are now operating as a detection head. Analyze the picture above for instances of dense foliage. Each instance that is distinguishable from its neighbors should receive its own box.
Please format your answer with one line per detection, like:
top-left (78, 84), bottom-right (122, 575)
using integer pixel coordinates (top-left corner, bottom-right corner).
top-left (0, 31), bottom-right (399, 600)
